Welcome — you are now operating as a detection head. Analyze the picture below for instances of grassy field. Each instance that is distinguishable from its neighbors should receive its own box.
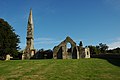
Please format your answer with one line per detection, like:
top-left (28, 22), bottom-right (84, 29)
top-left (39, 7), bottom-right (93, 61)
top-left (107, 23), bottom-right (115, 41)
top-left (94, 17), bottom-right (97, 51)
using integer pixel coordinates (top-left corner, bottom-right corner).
top-left (0, 58), bottom-right (120, 80)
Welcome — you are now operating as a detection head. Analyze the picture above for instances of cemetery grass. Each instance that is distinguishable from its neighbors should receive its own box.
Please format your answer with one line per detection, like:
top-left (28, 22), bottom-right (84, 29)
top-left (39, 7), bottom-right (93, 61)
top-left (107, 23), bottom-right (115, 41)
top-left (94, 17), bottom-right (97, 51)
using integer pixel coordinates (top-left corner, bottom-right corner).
top-left (0, 58), bottom-right (120, 80)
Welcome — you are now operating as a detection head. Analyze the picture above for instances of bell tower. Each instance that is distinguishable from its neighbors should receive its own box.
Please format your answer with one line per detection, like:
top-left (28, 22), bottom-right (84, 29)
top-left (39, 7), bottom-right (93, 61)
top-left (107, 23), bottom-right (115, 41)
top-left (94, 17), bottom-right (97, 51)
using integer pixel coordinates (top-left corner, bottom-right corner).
top-left (24, 9), bottom-right (35, 59)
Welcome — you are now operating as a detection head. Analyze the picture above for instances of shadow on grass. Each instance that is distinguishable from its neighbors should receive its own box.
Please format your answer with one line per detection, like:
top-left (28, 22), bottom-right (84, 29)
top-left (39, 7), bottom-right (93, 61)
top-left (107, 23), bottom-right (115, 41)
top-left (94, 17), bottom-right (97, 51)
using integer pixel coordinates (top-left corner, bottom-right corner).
top-left (107, 59), bottom-right (120, 67)
top-left (91, 54), bottom-right (120, 67)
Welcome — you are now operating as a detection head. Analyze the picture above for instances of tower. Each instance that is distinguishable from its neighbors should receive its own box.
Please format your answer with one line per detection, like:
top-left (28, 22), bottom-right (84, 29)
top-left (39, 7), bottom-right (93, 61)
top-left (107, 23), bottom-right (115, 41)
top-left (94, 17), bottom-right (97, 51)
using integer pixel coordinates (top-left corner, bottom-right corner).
top-left (24, 9), bottom-right (35, 59)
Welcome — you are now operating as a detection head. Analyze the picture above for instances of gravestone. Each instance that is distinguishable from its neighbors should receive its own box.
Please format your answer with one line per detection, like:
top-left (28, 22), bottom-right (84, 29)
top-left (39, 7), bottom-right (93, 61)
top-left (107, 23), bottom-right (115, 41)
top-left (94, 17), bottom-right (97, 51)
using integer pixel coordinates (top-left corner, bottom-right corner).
top-left (5, 54), bottom-right (13, 60)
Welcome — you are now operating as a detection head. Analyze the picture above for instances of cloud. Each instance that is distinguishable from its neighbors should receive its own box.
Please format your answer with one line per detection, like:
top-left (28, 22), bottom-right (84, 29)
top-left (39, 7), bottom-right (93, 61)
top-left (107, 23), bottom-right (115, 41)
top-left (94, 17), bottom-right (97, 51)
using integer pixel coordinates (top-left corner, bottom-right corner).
top-left (20, 37), bottom-right (83, 49)
top-left (34, 37), bottom-right (62, 45)
top-left (34, 40), bottom-right (61, 45)
top-left (105, 0), bottom-right (120, 4)
top-left (104, 0), bottom-right (120, 9)
top-left (108, 38), bottom-right (120, 49)
top-left (34, 38), bottom-right (54, 41)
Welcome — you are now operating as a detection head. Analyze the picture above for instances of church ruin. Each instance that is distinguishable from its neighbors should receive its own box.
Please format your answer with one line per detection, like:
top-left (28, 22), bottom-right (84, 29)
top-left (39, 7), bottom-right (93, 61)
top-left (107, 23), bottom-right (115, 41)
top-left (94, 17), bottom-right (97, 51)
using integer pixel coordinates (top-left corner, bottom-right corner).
top-left (53, 36), bottom-right (90, 59)
top-left (23, 9), bottom-right (90, 59)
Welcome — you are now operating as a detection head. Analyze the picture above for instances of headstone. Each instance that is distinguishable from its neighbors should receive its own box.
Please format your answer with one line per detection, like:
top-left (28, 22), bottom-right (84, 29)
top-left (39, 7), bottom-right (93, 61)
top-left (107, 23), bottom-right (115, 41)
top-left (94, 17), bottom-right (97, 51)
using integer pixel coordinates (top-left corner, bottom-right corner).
top-left (5, 54), bottom-right (10, 60)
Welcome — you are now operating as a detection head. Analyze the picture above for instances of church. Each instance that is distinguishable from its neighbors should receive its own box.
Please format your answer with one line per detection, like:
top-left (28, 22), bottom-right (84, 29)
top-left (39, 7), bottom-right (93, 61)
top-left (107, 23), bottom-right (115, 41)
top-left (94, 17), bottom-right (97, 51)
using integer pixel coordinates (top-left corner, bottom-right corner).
top-left (22, 9), bottom-right (90, 59)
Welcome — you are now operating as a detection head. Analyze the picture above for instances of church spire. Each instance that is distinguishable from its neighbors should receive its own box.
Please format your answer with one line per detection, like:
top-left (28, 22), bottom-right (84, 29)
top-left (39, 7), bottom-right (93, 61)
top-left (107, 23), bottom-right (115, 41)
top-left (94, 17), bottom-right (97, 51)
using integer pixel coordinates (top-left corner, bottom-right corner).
top-left (28, 9), bottom-right (33, 28)
top-left (24, 9), bottom-right (35, 59)
top-left (27, 9), bottom-right (34, 39)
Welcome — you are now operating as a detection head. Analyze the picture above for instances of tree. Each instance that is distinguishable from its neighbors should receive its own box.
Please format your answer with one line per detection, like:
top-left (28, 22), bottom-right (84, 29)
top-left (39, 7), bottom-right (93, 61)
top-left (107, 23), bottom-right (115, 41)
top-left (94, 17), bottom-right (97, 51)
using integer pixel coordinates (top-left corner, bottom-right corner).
top-left (0, 18), bottom-right (20, 59)
top-left (88, 45), bottom-right (101, 55)
top-left (98, 43), bottom-right (108, 53)
top-left (88, 43), bottom-right (109, 55)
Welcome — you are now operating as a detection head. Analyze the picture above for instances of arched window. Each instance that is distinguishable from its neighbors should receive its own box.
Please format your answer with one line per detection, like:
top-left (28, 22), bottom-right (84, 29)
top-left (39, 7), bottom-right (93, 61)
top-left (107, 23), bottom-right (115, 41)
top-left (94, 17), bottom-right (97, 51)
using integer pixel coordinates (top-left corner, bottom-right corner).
top-left (87, 51), bottom-right (89, 55)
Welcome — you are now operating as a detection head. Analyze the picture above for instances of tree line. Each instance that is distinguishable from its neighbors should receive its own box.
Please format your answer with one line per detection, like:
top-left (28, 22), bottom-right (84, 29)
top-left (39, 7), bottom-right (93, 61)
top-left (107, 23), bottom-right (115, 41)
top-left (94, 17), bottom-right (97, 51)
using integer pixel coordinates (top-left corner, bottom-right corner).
top-left (87, 43), bottom-right (120, 55)
top-left (87, 43), bottom-right (108, 55)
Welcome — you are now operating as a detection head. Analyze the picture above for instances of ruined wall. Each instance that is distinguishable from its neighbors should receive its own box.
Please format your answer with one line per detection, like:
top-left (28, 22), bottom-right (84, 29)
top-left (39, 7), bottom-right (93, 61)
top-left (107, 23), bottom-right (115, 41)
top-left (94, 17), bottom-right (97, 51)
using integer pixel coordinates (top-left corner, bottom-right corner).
top-left (53, 36), bottom-right (90, 59)
top-left (53, 36), bottom-right (79, 59)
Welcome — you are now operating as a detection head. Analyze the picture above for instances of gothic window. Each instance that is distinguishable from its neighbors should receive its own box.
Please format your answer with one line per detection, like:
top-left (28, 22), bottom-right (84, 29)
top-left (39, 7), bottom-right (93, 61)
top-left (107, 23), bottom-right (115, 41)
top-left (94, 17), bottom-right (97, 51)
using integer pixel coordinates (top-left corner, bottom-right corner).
top-left (87, 51), bottom-right (89, 55)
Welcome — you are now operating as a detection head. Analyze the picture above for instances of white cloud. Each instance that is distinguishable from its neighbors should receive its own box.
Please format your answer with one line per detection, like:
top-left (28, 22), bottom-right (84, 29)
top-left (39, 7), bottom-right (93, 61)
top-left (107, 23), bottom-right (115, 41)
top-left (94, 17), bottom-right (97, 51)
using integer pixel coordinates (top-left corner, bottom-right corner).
top-left (34, 37), bottom-right (82, 45)
top-left (34, 37), bottom-right (62, 45)
top-left (105, 0), bottom-right (120, 4)
top-left (35, 38), bottom-right (54, 41)
top-left (108, 38), bottom-right (120, 49)
top-left (20, 37), bottom-right (83, 49)
top-left (104, 0), bottom-right (120, 9)
top-left (34, 40), bottom-right (61, 45)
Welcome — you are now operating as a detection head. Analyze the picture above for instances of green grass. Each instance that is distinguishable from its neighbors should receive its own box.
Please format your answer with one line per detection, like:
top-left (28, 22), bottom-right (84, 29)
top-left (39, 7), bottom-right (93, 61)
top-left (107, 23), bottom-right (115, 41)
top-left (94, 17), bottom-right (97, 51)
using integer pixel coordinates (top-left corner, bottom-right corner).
top-left (0, 58), bottom-right (120, 80)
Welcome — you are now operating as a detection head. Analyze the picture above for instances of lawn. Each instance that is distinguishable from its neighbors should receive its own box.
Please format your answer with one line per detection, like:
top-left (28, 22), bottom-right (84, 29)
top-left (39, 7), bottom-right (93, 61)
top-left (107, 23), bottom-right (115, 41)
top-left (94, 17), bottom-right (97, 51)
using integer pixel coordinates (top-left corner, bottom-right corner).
top-left (0, 58), bottom-right (120, 80)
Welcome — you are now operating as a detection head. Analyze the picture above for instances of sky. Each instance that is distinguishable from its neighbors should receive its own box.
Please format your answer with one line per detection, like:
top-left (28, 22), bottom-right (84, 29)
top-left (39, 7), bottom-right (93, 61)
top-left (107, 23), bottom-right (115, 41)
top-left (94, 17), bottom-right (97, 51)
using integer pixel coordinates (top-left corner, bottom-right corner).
top-left (0, 0), bottom-right (120, 50)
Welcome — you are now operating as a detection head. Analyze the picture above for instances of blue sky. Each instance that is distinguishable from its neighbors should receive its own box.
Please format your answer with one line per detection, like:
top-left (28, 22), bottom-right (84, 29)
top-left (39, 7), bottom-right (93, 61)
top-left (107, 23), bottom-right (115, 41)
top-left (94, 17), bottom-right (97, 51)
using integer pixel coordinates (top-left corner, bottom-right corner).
top-left (0, 0), bottom-right (120, 50)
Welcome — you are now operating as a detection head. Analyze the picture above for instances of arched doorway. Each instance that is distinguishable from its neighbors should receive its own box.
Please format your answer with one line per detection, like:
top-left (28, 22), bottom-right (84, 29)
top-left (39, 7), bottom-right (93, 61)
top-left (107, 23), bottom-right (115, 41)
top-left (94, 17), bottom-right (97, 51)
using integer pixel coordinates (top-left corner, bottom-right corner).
top-left (72, 47), bottom-right (77, 59)
top-left (57, 47), bottom-right (63, 59)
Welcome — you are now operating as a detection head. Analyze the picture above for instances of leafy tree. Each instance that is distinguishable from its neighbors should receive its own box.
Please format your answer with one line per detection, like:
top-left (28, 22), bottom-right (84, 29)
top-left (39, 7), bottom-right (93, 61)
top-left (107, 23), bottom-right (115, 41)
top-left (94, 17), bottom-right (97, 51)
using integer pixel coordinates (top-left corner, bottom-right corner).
top-left (88, 45), bottom-right (100, 55)
top-left (98, 43), bottom-right (108, 53)
top-left (88, 43), bottom-right (109, 55)
top-left (0, 18), bottom-right (20, 59)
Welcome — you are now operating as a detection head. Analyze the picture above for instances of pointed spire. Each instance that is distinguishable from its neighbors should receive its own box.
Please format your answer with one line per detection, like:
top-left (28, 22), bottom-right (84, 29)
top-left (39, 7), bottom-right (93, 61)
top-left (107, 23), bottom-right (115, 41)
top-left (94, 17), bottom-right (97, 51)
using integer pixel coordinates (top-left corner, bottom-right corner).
top-left (27, 9), bottom-right (34, 39)
top-left (26, 8), bottom-right (34, 48)
top-left (24, 9), bottom-right (35, 59)
top-left (28, 9), bottom-right (33, 26)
